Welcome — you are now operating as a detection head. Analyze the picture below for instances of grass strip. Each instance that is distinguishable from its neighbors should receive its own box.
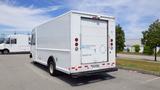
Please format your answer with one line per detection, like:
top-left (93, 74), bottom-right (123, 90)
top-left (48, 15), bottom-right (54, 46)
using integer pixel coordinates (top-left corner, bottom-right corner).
top-left (117, 59), bottom-right (160, 76)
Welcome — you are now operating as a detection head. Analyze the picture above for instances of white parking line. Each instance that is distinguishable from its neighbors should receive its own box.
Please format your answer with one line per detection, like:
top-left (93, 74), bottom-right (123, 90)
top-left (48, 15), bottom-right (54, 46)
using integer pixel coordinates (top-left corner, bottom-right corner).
top-left (141, 77), bottom-right (160, 84)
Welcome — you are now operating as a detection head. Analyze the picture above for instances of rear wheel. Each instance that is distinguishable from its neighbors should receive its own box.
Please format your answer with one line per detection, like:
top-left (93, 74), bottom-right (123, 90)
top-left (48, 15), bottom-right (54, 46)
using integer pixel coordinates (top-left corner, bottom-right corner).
top-left (48, 61), bottom-right (57, 76)
top-left (3, 49), bottom-right (9, 54)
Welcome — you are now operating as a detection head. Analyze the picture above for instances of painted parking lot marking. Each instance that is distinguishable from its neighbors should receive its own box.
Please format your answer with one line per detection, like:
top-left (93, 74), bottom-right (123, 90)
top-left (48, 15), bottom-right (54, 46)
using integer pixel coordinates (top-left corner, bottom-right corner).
top-left (141, 77), bottom-right (160, 84)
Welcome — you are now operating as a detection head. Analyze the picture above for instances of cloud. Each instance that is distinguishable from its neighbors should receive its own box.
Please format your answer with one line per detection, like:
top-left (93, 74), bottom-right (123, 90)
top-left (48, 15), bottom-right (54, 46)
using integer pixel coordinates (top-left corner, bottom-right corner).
top-left (0, 1), bottom-right (60, 32)
top-left (63, 0), bottom-right (160, 39)
top-left (0, 0), bottom-right (160, 40)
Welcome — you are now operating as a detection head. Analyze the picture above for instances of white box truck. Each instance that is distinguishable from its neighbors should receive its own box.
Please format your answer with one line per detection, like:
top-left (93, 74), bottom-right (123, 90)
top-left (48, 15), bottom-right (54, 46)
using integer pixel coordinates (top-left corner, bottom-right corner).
top-left (0, 34), bottom-right (31, 54)
top-left (30, 11), bottom-right (117, 77)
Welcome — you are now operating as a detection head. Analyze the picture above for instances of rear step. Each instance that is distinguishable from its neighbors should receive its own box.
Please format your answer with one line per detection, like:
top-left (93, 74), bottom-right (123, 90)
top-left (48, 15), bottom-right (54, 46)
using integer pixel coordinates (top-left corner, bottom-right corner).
top-left (71, 67), bottom-right (118, 77)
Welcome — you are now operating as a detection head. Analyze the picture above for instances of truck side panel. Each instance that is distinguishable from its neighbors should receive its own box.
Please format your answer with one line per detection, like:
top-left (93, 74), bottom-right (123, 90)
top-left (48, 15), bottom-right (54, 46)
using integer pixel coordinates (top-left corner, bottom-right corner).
top-left (35, 13), bottom-right (71, 74)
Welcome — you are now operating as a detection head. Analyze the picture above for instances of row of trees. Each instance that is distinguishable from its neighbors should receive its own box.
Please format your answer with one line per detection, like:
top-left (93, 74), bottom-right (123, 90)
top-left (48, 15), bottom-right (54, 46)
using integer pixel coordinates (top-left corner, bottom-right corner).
top-left (116, 19), bottom-right (160, 61)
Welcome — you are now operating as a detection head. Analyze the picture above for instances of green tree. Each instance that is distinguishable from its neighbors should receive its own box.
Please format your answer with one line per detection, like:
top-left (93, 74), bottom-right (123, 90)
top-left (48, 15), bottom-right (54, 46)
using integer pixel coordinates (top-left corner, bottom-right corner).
top-left (116, 24), bottom-right (125, 53)
top-left (133, 45), bottom-right (140, 53)
top-left (143, 45), bottom-right (153, 55)
top-left (141, 19), bottom-right (160, 61)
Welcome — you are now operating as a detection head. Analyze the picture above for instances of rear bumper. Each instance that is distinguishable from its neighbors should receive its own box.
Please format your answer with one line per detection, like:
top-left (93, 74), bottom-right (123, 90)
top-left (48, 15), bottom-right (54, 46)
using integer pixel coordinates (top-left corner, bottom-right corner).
top-left (71, 67), bottom-right (118, 77)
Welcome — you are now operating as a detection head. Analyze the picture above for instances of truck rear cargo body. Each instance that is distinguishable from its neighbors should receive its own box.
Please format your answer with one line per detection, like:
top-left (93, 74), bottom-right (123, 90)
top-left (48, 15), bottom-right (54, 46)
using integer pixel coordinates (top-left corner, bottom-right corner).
top-left (30, 11), bottom-right (117, 76)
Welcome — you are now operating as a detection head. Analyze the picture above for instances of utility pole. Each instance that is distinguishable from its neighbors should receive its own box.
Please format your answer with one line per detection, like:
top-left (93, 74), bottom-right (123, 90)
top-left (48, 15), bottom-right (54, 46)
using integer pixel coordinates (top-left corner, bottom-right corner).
top-left (154, 46), bottom-right (157, 61)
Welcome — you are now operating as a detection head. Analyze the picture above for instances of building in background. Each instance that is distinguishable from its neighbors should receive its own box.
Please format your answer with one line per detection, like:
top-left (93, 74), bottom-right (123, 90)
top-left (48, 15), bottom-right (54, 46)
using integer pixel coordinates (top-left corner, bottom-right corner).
top-left (124, 39), bottom-right (144, 53)
top-left (124, 39), bottom-right (160, 53)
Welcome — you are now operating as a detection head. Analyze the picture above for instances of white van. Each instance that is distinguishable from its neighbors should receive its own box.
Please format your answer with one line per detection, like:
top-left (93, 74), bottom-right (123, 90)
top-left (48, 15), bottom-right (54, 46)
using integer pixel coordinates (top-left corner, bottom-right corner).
top-left (30, 11), bottom-right (117, 77)
top-left (0, 34), bottom-right (30, 54)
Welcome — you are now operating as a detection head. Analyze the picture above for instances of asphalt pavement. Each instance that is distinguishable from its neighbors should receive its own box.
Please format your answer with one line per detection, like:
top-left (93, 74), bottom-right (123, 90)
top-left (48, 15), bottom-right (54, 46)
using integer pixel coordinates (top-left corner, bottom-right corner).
top-left (0, 54), bottom-right (160, 90)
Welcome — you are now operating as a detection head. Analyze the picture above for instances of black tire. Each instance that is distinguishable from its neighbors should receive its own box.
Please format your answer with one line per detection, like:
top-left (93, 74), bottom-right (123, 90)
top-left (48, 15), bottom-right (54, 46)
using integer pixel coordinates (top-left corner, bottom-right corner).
top-left (32, 61), bottom-right (37, 64)
top-left (29, 53), bottom-right (32, 58)
top-left (0, 51), bottom-right (2, 54)
top-left (48, 61), bottom-right (57, 76)
top-left (3, 49), bottom-right (9, 54)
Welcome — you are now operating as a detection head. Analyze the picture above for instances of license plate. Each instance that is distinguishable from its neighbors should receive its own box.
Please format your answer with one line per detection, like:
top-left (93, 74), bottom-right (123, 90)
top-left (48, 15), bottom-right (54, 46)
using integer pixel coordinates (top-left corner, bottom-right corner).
top-left (91, 64), bottom-right (99, 68)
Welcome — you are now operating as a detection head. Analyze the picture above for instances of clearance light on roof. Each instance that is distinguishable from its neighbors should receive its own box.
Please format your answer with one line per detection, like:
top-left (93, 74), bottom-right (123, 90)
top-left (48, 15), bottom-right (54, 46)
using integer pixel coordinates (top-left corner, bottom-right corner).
top-left (92, 16), bottom-right (100, 20)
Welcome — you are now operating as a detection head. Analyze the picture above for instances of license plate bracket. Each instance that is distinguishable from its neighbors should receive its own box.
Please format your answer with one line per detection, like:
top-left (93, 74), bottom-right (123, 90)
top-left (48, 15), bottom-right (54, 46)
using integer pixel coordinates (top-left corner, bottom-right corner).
top-left (91, 64), bottom-right (99, 68)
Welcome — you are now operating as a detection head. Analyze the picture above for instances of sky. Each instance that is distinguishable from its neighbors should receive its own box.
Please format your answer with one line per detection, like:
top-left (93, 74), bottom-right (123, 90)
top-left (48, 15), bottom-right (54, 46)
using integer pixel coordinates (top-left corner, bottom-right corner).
top-left (0, 0), bottom-right (160, 40)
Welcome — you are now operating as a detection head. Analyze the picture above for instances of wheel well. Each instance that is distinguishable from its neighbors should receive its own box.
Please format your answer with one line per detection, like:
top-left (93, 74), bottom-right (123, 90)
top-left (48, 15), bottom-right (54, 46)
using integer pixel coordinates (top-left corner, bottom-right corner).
top-left (3, 48), bottom-right (9, 52)
top-left (47, 56), bottom-right (55, 66)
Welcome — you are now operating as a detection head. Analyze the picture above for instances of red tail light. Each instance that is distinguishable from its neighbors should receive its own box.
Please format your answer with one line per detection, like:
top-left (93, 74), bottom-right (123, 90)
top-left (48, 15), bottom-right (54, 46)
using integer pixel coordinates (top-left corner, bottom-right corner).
top-left (75, 38), bottom-right (78, 41)
top-left (75, 43), bottom-right (78, 46)
top-left (111, 39), bottom-right (113, 42)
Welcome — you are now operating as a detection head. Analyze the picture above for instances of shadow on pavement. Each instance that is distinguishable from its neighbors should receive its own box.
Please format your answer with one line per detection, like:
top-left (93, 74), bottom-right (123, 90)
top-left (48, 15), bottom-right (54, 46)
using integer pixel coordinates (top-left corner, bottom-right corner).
top-left (30, 61), bottom-right (49, 73)
top-left (57, 73), bottom-right (115, 86)
top-left (31, 61), bottom-right (115, 86)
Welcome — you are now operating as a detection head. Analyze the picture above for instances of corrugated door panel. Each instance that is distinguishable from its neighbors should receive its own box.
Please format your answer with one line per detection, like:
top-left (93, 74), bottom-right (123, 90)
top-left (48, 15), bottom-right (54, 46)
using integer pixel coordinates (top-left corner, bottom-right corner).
top-left (81, 18), bottom-right (108, 64)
